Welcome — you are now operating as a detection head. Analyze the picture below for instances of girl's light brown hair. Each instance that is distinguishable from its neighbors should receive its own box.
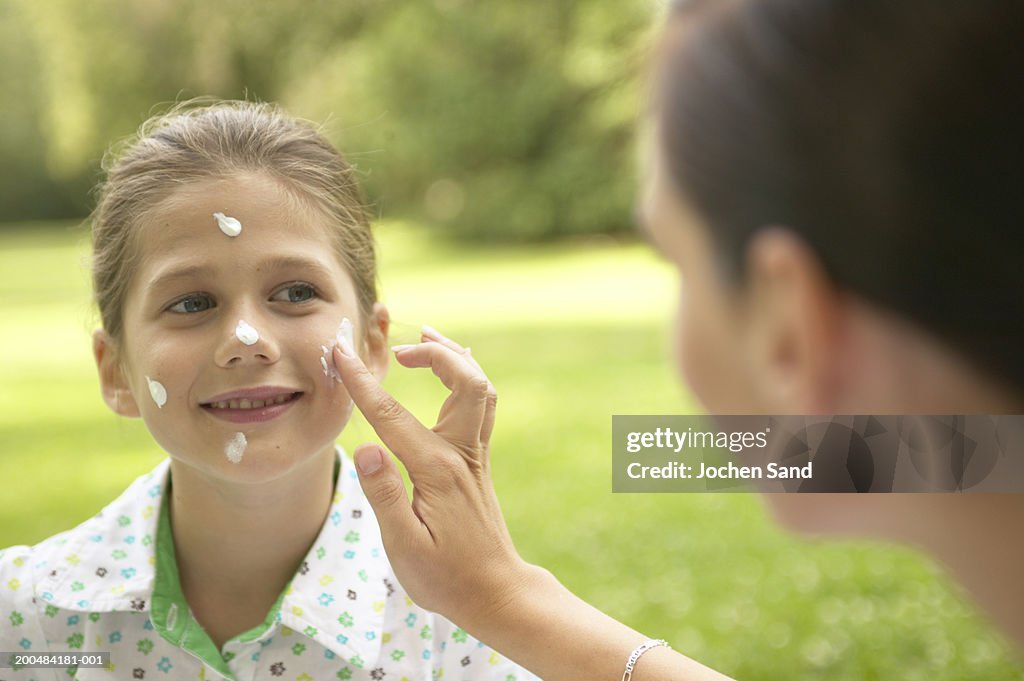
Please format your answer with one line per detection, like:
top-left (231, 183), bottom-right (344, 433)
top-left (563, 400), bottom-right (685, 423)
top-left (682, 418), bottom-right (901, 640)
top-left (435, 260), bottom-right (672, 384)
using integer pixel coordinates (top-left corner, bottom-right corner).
top-left (91, 99), bottom-right (377, 339)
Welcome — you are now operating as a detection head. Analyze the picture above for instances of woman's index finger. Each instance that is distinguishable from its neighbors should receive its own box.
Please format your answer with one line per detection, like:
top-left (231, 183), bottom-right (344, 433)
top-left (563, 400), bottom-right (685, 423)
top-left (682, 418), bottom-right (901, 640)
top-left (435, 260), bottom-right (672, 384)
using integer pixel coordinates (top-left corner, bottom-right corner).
top-left (332, 345), bottom-right (436, 469)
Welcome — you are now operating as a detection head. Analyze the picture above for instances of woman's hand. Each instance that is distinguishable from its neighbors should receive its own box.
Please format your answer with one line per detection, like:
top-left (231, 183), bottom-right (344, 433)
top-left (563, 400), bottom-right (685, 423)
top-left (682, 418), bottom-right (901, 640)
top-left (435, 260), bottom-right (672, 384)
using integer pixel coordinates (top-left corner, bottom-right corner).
top-left (332, 326), bottom-right (533, 626)
top-left (333, 326), bottom-right (733, 681)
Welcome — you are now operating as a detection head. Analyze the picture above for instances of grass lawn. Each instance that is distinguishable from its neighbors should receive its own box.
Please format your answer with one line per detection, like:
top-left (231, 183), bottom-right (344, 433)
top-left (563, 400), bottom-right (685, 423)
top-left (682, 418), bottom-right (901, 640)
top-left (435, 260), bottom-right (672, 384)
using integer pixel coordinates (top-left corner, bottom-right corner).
top-left (1, 221), bottom-right (1021, 680)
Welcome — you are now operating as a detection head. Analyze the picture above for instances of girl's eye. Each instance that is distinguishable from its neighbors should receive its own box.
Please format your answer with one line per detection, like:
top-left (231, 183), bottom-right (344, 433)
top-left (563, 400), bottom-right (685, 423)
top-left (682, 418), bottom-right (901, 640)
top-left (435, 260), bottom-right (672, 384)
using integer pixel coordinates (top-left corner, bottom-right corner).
top-left (168, 294), bottom-right (214, 314)
top-left (271, 283), bottom-right (317, 304)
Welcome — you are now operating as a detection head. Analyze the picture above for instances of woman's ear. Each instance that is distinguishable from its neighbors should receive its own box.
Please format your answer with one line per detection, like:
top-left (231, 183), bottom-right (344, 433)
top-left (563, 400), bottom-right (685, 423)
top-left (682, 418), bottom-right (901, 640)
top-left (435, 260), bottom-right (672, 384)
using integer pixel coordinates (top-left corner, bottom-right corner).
top-left (743, 228), bottom-right (847, 413)
top-left (364, 303), bottom-right (391, 381)
top-left (92, 329), bottom-right (141, 418)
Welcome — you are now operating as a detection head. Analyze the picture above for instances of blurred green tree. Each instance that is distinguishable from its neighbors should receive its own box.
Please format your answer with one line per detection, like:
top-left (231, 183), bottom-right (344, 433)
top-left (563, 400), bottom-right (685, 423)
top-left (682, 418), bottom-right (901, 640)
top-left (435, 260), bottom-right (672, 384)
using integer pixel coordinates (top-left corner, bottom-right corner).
top-left (1, 0), bottom-right (656, 238)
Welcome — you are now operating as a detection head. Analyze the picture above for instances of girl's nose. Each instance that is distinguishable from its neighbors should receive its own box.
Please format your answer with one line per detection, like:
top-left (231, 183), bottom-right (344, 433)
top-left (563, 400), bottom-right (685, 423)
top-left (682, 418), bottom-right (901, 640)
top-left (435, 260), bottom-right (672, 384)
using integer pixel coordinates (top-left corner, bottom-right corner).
top-left (215, 317), bottom-right (280, 367)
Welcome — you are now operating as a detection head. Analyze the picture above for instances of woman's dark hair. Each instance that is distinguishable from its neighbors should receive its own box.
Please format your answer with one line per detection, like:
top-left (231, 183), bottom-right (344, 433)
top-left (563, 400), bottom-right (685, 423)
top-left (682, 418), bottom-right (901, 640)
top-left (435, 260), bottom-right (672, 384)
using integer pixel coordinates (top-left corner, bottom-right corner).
top-left (660, 0), bottom-right (1024, 396)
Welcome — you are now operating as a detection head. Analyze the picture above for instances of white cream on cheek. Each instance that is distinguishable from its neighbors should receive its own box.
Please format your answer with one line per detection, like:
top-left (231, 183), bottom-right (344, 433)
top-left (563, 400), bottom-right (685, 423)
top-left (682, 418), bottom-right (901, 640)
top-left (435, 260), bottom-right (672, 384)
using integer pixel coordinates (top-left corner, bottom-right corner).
top-left (235, 320), bottom-right (259, 345)
top-left (145, 376), bottom-right (167, 408)
top-left (213, 212), bottom-right (242, 237)
top-left (225, 432), bottom-right (247, 463)
top-left (319, 317), bottom-right (354, 382)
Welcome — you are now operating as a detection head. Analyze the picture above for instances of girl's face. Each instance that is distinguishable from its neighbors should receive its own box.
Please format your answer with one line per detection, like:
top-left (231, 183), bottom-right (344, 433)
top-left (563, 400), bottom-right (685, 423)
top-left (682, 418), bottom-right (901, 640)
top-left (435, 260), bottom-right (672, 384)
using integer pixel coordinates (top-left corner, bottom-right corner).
top-left (94, 172), bottom-right (388, 483)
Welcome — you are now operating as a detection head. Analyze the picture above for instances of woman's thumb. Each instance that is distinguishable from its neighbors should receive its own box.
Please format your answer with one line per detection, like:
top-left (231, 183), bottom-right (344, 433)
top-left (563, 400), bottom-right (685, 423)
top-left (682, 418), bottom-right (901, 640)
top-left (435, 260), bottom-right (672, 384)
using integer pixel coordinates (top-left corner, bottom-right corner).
top-left (353, 444), bottom-right (420, 546)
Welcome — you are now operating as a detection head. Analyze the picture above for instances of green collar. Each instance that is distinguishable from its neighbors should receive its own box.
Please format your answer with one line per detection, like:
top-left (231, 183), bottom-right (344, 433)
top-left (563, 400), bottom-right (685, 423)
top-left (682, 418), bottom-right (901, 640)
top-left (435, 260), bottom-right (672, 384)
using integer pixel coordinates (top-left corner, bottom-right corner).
top-left (150, 456), bottom-right (341, 679)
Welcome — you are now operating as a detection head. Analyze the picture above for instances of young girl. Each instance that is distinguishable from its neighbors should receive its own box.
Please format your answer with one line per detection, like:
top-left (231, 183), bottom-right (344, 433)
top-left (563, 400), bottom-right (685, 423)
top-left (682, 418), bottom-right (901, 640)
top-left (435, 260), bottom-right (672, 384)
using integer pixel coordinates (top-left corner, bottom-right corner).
top-left (0, 101), bottom-right (537, 681)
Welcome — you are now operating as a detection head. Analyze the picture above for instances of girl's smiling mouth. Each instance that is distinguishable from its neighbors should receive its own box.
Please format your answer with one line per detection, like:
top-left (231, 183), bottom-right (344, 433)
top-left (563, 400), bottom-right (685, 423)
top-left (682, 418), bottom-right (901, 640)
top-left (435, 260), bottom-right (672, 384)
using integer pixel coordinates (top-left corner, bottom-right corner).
top-left (200, 386), bottom-right (303, 424)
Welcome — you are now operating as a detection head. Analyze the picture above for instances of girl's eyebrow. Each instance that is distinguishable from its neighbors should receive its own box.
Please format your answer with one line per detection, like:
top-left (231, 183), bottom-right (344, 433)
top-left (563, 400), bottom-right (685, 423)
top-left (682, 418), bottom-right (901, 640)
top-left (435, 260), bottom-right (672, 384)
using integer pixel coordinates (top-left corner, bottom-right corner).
top-left (148, 264), bottom-right (214, 290)
top-left (259, 255), bottom-right (335, 280)
top-left (147, 256), bottom-right (336, 293)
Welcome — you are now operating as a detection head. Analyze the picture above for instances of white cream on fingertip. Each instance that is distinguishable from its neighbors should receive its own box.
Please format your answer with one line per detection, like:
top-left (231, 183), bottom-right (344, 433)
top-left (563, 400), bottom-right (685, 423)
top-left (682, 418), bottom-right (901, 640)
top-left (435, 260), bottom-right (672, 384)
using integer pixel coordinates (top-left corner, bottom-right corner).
top-left (213, 212), bottom-right (242, 237)
top-left (235, 319), bottom-right (259, 345)
top-left (225, 432), bottom-right (247, 463)
top-left (146, 376), bottom-right (167, 408)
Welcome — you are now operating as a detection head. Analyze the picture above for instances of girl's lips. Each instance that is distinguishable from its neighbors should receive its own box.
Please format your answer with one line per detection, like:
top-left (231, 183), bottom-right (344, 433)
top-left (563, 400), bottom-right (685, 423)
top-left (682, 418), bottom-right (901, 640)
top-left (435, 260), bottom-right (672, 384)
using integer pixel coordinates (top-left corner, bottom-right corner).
top-left (200, 391), bottom-right (303, 424)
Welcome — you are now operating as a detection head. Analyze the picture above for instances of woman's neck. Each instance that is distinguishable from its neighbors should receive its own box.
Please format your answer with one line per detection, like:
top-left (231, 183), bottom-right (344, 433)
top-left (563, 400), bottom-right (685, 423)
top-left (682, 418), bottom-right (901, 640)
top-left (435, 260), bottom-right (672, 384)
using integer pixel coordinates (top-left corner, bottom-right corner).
top-left (907, 494), bottom-right (1024, 650)
top-left (168, 448), bottom-right (336, 647)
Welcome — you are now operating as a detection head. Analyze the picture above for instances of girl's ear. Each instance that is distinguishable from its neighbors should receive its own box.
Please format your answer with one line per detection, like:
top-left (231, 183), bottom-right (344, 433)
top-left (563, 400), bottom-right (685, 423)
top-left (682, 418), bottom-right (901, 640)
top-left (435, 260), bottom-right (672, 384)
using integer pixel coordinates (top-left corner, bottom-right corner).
top-left (364, 303), bottom-right (391, 381)
top-left (92, 329), bottom-right (141, 418)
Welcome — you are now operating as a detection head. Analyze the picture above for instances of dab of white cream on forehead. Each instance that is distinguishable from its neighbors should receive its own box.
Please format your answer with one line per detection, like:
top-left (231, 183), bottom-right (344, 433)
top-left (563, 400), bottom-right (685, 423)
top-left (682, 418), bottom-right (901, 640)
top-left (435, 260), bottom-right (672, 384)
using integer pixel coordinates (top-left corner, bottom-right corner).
top-left (213, 212), bottom-right (242, 237)
top-left (145, 376), bottom-right (167, 408)
top-left (319, 317), bottom-right (354, 382)
top-left (225, 432), bottom-right (247, 464)
top-left (235, 320), bottom-right (259, 345)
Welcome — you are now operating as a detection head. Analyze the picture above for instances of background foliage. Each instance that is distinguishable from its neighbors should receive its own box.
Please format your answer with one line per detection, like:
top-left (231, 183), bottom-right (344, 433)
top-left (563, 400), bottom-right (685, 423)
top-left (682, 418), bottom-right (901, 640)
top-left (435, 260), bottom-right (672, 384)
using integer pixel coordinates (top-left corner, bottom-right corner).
top-left (1, 0), bottom-right (653, 239)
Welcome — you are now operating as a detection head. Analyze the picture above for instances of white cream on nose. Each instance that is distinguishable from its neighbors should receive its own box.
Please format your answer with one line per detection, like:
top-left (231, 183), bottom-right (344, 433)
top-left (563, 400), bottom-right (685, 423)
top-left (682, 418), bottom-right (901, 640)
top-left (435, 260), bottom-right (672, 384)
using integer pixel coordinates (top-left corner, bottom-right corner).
top-left (235, 320), bottom-right (259, 345)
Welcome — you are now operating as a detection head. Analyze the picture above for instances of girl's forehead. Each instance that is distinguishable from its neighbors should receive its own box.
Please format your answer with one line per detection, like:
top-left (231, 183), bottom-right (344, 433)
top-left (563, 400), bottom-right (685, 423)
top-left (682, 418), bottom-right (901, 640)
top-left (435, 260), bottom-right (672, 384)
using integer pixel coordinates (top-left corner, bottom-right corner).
top-left (136, 172), bottom-right (334, 253)
top-left (126, 172), bottom-right (353, 296)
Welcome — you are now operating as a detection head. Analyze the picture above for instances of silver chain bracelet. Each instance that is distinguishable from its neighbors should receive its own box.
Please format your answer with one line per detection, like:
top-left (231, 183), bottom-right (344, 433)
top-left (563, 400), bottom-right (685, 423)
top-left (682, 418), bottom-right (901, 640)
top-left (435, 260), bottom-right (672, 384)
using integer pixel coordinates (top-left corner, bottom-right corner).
top-left (622, 639), bottom-right (670, 681)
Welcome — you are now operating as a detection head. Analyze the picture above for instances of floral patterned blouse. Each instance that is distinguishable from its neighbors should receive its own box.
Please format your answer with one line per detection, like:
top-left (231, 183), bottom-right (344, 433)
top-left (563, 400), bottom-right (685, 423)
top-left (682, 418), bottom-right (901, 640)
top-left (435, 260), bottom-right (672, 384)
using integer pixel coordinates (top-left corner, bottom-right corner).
top-left (0, 450), bottom-right (537, 681)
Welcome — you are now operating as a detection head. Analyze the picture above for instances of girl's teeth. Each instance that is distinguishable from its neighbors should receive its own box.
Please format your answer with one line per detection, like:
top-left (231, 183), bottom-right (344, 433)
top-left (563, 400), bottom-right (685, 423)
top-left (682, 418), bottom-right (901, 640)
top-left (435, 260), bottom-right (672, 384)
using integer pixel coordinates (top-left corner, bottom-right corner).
top-left (210, 394), bottom-right (294, 409)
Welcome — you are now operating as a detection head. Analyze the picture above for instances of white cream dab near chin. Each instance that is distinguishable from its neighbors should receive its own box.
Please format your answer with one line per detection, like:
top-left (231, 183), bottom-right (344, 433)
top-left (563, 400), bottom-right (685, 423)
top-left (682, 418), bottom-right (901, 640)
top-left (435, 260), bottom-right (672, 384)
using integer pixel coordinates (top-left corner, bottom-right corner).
top-left (145, 376), bottom-right (167, 408)
top-left (213, 212), bottom-right (242, 237)
top-left (235, 320), bottom-right (259, 345)
top-left (225, 432), bottom-right (247, 463)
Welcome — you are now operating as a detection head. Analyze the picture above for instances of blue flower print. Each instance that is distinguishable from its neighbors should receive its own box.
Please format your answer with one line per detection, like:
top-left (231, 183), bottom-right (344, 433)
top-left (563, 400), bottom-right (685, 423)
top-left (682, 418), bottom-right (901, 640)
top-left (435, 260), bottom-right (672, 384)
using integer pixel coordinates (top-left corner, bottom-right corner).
top-left (156, 656), bottom-right (172, 673)
top-left (318, 593), bottom-right (335, 607)
top-left (405, 613), bottom-right (417, 627)
top-left (344, 550), bottom-right (355, 560)
top-left (110, 631), bottom-right (122, 643)
top-left (19, 638), bottom-right (31, 650)
top-left (67, 615), bottom-right (80, 626)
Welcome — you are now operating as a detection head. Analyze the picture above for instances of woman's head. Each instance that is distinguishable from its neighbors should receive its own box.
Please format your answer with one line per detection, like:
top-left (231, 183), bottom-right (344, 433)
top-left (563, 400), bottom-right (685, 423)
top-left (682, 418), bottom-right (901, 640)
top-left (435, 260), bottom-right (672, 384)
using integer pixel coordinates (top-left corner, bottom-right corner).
top-left (643, 0), bottom-right (1024, 415)
top-left (90, 101), bottom-right (389, 481)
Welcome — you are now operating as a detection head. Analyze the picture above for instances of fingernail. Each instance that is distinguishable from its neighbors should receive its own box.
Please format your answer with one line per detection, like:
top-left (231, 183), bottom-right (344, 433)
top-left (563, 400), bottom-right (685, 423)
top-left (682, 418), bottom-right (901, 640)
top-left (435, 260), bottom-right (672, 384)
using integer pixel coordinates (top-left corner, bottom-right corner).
top-left (355, 447), bottom-right (384, 475)
top-left (337, 317), bottom-right (355, 357)
top-left (421, 324), bottom-right (448, 341)
top-left (338, 335), bottom-right (355, 357)
top-left (391, 344), bottom-right (416, 353)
